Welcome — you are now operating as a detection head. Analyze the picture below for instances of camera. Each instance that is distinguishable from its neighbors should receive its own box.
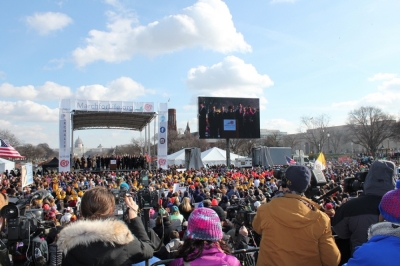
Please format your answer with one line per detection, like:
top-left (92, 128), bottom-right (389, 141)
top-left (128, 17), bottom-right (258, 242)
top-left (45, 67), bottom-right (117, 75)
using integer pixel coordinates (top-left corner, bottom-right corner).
top-left (111, 188), bottom-right (130, 218)
top-left (343, 171), bottom-right (368, 194)
top-left (1, 197), bottom-right (50, 263)
top-left (226, 201), bottom-right (256, 228)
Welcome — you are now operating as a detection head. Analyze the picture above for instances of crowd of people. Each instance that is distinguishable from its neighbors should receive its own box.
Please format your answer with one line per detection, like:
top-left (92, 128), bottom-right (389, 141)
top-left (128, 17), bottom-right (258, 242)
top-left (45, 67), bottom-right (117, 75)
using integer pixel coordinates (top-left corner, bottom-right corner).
top-left (73, 154), bottom-right (147, 170)
top-left (0, 154), bottom-right (399, 265)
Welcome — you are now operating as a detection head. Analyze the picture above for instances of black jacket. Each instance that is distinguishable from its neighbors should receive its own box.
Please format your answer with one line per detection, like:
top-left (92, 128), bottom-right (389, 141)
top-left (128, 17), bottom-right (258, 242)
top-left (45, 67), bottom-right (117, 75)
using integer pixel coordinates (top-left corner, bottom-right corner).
top-left (57, 217), bottom-right (154, 266)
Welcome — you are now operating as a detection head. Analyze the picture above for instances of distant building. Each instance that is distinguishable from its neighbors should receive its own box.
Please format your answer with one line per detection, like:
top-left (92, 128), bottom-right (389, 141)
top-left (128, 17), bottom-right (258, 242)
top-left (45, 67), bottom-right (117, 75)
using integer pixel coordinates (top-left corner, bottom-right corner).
top-left (74, 136), bottom-right (85, 156)
top-left (184, 121), bottom-right (191, 135)
top-left (168, 109), bottom-right (177, 132)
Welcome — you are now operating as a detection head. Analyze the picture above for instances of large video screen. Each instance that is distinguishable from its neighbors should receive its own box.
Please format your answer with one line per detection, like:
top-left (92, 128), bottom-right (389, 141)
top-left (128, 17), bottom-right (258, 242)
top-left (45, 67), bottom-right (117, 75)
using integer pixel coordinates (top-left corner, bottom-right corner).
top-left (198, 96), bottom-right (260, 139)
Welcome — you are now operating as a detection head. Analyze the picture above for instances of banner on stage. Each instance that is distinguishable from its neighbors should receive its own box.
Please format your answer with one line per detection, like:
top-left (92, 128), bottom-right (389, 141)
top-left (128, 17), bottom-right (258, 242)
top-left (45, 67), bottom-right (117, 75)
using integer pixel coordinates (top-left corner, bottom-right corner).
top-left (73, 99), bottom-right (154, 113)
top-left (157, 103), bottom-right (168, 169)
top-left (59, 99), bottom-right (71, 172)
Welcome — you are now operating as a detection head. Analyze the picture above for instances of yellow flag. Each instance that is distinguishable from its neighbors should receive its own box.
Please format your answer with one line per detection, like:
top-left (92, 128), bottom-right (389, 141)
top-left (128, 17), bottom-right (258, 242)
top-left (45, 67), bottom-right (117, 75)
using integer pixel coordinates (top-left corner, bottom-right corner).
top-left (314, 152), bottom-right (326, 170)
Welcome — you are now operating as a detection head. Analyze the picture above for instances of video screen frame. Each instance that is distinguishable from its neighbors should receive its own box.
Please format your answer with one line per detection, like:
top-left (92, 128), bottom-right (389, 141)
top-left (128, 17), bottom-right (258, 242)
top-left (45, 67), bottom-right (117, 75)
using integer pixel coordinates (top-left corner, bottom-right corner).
top-left (198, 96), bottom-right (260, 139)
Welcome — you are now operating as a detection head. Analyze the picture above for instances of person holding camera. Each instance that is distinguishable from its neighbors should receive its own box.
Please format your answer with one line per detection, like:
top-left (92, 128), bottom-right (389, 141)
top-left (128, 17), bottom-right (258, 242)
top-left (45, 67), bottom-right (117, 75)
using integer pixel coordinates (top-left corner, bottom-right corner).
top-left (57, 186), bottom-right (154, 266)
top-left (332, 160), bottom-right (397, 257)
top-left (252, 165), bottom-right (340, 266)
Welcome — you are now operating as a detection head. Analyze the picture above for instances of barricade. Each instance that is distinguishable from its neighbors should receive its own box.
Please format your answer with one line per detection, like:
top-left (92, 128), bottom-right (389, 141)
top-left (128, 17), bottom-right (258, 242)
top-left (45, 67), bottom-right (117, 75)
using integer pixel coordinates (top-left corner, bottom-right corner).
top-left (150, 247), bottom-right (259, 266)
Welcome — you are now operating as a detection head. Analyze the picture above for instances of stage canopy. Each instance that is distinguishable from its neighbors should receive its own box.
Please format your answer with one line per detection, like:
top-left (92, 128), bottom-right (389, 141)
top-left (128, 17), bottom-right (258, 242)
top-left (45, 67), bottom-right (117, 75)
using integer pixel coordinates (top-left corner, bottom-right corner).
top-left (72, 110), bottom-right (156, 131)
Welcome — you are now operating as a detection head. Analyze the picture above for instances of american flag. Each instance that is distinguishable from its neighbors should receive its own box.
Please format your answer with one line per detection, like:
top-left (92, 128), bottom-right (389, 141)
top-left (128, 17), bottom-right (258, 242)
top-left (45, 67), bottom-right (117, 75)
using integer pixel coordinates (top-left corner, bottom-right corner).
top-left (0, 139), bottom-right (24, 158)
top-left (285, 155), bottom-right (296, 165)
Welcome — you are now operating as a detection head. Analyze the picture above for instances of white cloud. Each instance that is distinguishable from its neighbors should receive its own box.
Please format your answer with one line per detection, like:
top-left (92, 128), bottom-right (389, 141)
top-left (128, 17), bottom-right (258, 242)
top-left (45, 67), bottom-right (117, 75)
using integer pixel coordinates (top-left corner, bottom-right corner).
top-left (0, 81), bottom-right (72, 100)
top-left (333, 75), bottom-right (400, 113)
top-left (0, 100), bottom-right (59, 122)
top-left (74, 76), bottom-right (146, 100)
top-left (72, 0), bottom-right (251, 67)
top-left (0, 120), bottom-right (55, 145)
top-left (0, 71), bottom-right (5, 80)
top-left (26, 12), bottom-right (73, 35)
top-left (368, 73), bottom-right (397, 81)
top-left (186, 56), bottom-right (273, 100)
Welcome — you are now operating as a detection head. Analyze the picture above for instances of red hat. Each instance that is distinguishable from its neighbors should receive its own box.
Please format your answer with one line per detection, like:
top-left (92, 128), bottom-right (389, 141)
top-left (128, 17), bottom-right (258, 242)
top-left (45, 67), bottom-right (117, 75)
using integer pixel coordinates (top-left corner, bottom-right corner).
top-left (211, 199), bottom-right (218, 206)
top-left (325, 203), bottom-right (333, 210)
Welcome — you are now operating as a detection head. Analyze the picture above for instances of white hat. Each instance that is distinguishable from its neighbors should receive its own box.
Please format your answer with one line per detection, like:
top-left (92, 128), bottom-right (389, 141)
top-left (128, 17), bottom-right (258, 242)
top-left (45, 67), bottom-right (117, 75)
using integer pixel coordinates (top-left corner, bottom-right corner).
top-left (254, 201), bottom-right (261, 208)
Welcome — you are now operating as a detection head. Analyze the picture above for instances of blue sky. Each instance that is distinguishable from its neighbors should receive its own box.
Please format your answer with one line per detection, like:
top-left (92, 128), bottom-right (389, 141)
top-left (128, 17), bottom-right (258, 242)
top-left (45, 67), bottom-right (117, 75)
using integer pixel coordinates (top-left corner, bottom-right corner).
top-left (1, 0), bottom-right (400, 149)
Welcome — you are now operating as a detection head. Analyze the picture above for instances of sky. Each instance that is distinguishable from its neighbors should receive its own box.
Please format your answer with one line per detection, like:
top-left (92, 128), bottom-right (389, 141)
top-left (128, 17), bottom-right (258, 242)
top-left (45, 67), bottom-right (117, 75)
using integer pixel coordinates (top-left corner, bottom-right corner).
top-left (1, 0), bottom-right (400, 149)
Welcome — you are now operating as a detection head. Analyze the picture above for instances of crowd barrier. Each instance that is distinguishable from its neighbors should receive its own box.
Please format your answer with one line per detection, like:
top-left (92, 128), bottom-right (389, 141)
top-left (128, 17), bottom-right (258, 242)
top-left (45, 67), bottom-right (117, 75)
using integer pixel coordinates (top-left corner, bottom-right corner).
top-left (150, 247), bottom-right (260, 266)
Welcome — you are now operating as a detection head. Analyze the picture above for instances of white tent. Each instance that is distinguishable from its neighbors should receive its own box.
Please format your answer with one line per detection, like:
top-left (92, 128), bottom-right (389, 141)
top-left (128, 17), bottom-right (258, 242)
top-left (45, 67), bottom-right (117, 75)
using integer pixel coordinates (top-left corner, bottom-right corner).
top-left (167, 149), bottom-right (186, 166)
top-left (0, 158), bottom-right (15, 173)
top-left (201, 147), bottom-right (244, 166)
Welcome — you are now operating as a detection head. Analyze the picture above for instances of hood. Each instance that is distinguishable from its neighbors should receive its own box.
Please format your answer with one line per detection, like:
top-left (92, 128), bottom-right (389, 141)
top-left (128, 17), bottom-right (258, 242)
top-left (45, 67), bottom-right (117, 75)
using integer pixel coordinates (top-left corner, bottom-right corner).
top-left (57, 218), bottom-right (134, 254)
top-left (364, 160), bottom-right (396, 196)
top-left (368, 221), bottom-right (400, 240)
top-left (269, 193), bottom-right (322, 229)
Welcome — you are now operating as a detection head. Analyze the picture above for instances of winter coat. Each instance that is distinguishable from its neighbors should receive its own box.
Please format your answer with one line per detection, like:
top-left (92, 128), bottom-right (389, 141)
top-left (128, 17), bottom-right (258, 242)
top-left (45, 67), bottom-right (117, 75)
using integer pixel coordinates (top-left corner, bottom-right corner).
top-left (57, 217), bottom-right (154, 266)
top-left (252, 193), bottom-right (340, 266)
top-left (169, 245), bottom-right (241, 266)
top-left (332, 162), bottom-right (396, 254)
top-left (345, 222), bottom-right (400, 266)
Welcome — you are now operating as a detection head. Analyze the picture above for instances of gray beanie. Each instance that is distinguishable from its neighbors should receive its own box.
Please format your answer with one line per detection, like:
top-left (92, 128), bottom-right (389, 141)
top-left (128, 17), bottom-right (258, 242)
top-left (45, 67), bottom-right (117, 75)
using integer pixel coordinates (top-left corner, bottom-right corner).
top-left (363, 160), bottom-right (396, 196)
top-left (285, 165), bottom-right (311, 193)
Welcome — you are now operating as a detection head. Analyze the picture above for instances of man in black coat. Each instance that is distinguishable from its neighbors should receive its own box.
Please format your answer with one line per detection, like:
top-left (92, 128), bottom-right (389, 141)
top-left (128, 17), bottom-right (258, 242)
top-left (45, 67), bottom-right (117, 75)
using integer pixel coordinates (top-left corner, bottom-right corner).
top-left (332, 160), bottom-right (396, 258)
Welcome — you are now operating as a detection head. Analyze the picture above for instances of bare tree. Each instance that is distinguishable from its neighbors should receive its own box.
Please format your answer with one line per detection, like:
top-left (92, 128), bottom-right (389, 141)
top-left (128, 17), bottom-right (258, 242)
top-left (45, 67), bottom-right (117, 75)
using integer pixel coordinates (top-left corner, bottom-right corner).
top-left (37, 143), bottom-right (57, 159)
top-left (131, 138), bottom-right (146, 154)
top-left (300, 114), bottom-right (330, 153)
top-left (282, 134), bottom-right (301, 150)
top-left (16, 144), bottom-right (45, 161)
top-left (347, 106), bottom-right (395, 156)
top-left (328, 131), bottom-right (345, 154)
top-left (228, 139), bottom-right (247, 154)
top-left (0, 129), bottom-right (21, 147)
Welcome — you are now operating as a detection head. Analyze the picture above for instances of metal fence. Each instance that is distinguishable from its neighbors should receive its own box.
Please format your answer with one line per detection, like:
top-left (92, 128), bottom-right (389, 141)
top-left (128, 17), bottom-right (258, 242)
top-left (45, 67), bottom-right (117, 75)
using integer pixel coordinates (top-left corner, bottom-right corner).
top-left (150, 247), bottom-right (259, 266)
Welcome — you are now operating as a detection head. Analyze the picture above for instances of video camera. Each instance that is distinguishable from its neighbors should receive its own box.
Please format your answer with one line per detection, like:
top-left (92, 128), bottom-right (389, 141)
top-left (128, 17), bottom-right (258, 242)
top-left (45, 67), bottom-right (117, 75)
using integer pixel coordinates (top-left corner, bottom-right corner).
top-left (343, 171), bottom-right (368, 194)
top-left (110, 188), bottom-right (130, 219)
top-left (135, 171), bottom-right (158, 210)
top-left (0, 192), bottom-right (51, 263)
top-left (226, 200), bottom-right (256, 228)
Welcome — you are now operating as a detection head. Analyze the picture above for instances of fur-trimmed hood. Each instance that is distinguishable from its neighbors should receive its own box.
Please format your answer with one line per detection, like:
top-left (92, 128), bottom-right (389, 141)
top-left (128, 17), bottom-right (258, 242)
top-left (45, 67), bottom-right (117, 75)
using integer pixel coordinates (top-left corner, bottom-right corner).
top-left (368, 221), bottom-right (400, 240)
top-left (57, 218), bottom-right (134, 254)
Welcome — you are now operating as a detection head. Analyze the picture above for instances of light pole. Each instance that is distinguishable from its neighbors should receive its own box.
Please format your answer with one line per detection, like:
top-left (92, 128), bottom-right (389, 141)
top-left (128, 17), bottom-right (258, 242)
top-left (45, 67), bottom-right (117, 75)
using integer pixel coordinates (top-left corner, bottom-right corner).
top-left (318, 143), bottom-right (321, 153)
top-left (327, 132), bottom-right (330, 154)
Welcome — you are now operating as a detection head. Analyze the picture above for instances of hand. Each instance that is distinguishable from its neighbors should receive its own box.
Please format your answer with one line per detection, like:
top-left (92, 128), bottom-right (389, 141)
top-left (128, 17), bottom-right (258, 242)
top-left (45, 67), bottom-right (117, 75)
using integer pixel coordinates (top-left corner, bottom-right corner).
top-left (239, 226), bottom-right (248, 237)
top-left (124, 196), bottom-right (138, 219)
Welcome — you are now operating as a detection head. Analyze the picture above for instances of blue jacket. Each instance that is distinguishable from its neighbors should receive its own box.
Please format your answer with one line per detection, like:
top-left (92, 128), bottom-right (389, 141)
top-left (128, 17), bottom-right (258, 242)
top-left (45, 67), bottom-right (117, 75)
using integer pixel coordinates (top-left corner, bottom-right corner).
top-left (345, 222), bottom-right (400, 266)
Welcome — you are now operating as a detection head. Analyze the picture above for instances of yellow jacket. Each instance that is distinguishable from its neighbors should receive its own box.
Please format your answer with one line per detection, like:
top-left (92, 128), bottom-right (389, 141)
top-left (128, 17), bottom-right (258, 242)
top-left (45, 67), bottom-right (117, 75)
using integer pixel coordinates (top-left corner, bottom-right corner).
top-left (252, 193), bottom-right (340, 266)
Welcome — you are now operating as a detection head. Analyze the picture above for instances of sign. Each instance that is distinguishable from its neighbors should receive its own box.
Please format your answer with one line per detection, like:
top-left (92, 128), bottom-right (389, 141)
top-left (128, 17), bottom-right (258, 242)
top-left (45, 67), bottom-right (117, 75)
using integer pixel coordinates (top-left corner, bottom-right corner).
top-left (157, 102), bottom-right (168, 169)
top-left (73, 100), bottom-right (154, 113)
top-left (224, 119), bottom-right (236, 131)
top-left (59, 99), bottom-right (71, 172)
top-left (21, 163), bottom-right (34, 188)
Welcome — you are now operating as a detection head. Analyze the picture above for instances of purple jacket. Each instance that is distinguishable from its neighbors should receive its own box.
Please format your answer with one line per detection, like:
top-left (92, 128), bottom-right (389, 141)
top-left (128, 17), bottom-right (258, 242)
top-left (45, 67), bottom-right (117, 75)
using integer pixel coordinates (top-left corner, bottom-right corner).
top-left (169, 246), bottom-right (241, 266)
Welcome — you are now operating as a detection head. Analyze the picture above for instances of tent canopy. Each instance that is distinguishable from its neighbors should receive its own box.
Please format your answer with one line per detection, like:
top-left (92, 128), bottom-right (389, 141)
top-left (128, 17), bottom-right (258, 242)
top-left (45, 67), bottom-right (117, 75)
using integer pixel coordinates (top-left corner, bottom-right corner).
top-left (41, 157), bottom-right (59, 173)
top-left (201, 147), bottom-right (244, 166)
top-left (72, 110), bottom-right (156, 131)
top-left (0, 158), bottom-right (15, 173)
top-left (167, 149), bottom-right (186, 166)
